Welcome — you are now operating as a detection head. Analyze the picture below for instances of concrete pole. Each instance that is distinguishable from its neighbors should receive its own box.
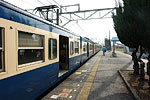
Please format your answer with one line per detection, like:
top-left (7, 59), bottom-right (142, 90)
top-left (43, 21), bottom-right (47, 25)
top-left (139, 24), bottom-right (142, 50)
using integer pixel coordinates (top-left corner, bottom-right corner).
top-left (112, 41), bottom-right (117, 57)
top-left (113, 41), bottom-right (115, 53)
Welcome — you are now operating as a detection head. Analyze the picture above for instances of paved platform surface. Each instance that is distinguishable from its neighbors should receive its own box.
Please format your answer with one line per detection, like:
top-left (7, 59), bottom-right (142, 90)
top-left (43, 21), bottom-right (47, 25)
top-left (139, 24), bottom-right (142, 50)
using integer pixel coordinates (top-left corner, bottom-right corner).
top-left (42, 51), bottom-right (135, 100)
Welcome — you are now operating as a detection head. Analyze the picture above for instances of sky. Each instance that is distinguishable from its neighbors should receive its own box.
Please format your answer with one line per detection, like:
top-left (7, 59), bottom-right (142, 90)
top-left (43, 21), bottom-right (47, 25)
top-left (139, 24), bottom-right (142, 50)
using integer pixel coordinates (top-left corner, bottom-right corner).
top-left (4, 0), bottom-right (118, 44)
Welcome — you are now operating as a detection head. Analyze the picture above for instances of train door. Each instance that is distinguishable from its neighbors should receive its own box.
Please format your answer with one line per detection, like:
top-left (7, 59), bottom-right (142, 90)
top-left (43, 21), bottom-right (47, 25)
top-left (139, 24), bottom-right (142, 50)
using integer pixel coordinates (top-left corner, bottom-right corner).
top-left (87, 42), bottom-right (89, 57)
top-left (59, 35), bottom-right (69, 76)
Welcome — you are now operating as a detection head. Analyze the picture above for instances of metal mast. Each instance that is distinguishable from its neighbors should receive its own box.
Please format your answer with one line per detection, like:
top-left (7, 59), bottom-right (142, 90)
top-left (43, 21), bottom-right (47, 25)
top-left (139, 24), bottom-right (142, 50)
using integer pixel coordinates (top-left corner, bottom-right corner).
top-left (33, 5), bottom-right (60, 25)
top-left (59, 4), bottom-right (116, 26)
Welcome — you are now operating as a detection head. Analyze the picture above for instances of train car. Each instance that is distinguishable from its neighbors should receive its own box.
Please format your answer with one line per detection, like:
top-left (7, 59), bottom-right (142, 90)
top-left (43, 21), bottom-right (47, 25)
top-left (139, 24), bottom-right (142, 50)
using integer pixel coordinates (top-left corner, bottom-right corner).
top-left (0, 1), bottom-right (100, 100)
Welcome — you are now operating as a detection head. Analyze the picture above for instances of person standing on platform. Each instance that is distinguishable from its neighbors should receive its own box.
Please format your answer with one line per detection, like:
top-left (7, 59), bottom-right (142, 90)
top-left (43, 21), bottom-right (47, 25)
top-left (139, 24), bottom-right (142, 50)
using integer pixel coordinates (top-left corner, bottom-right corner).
top-left (102, 46), bottom-right (106, 56)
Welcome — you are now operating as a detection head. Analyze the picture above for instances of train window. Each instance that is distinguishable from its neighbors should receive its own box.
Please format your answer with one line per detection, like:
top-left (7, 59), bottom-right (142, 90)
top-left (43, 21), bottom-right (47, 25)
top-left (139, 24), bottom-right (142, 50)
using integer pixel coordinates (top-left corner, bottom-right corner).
top-left (90, 44), bottom-right (92, 50)
top-left (70, 41), bottom-right (74, 55)
top-left (48, 38), bottom-right (57, 60)
top-left (0, 28), bottom-right (4, 72)
top-left (18, 31), bottom-right (44, 65)
top-left (83, 43), bottom-right (87, 52)
top-left (75, 41), bottom-right (79, 54)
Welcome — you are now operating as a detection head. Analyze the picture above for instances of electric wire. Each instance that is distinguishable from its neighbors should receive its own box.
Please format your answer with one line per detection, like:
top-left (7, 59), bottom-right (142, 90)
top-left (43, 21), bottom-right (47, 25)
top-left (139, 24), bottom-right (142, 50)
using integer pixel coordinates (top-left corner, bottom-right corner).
top-left (51, 0), bottom-right (61, 7)
top-left (50, 0), bottom-right (88, 36)
top-left (46, 0), bottom-right (52, 4)
top-left (37, 0), bottom-right (45, 5)
top-left (19, 0), bottom-right (90, 37)
top-left (76, 23), bottom-right (89, 37)
top-left (21, 0), bottom-right (36, 8)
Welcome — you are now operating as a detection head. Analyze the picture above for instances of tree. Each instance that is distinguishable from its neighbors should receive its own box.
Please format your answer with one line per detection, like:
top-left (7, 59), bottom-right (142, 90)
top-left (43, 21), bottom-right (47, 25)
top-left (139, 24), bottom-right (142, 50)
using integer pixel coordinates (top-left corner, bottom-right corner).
top-left (113, 0), bottom-right (150, 50)
top-left (112, 0), bottom-right (150, 74)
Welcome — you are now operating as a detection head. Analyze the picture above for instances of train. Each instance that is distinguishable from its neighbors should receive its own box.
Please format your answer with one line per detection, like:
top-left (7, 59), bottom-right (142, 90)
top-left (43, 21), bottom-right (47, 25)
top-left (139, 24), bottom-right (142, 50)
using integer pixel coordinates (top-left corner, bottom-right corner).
top-left (0, 0), bottom-right (100, 100)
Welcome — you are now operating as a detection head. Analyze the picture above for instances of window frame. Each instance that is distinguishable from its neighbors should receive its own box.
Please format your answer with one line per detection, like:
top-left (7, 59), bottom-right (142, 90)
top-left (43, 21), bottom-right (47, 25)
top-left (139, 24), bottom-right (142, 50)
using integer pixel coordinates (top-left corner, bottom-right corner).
top-left (48, 38), bottom-right (57, 60)
top-left (83, 42), bottom-right (87, 52)
top-left (18, 31), bottom-right (44, 67)
top-left (70, 41), bottom-right (74, 55)
top-left (75, 41), bottom-right (79, 54)
top-left (90, 44), bottom-right (92, 50)
top-left (0, 27), bottom-right (4, 72)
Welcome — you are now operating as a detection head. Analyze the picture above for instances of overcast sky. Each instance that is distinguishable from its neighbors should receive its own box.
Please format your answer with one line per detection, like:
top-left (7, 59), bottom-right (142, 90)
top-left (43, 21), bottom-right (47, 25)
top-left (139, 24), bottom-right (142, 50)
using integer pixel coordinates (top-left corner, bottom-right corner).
top-left (4, 0), bottom-right (118, 44)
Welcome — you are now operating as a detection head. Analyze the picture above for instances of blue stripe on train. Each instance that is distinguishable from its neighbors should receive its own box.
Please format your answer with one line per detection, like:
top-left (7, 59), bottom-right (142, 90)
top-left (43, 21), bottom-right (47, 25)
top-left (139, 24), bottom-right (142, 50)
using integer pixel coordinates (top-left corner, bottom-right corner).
top-left (0, 62), bottom-right (59, 100)
top-left (69, 55), bottom-right (81, 70)
top-left (0, 54), bottom-right (89, 100)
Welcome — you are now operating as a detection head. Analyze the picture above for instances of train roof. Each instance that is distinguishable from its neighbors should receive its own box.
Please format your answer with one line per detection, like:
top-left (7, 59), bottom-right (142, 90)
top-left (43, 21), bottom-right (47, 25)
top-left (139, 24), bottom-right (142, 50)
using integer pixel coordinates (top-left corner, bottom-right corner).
top-left (0, 0), bottom-right (80, 38)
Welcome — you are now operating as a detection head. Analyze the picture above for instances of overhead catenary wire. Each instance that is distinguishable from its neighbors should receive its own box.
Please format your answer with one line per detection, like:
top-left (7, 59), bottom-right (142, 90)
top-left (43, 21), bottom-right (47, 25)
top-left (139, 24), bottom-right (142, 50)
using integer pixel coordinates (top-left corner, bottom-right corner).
top-left (51, 0), bottom-right (61, 7)
top-left (21, 0), bottom-right (36, 8)
top-left (50, 0), bottom-right (88, 36)
top-left (46, 0), bottom-right (52, 4)
top-left (37, 0), bottom-right (45, 5)
top-left (76, 22), bottom-right (89, 37)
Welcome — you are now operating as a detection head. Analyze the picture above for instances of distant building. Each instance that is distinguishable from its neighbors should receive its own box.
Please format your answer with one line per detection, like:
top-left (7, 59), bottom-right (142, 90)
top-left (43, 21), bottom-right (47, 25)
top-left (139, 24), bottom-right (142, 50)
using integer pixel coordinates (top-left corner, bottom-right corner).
top-left (105, 38), bottom-right (111, 50)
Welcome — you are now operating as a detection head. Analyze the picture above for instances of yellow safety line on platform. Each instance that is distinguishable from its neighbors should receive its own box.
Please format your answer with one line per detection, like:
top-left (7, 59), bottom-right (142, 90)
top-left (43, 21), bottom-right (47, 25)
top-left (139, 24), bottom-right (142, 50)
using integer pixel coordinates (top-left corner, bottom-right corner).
top-left (76, 53), bottom-right (102, 100)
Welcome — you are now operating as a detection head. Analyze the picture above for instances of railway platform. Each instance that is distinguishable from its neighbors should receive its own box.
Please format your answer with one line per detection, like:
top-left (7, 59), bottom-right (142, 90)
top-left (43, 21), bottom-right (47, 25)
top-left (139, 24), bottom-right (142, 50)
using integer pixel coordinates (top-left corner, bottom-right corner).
top-left (41, 51), bottom-right (135, 100)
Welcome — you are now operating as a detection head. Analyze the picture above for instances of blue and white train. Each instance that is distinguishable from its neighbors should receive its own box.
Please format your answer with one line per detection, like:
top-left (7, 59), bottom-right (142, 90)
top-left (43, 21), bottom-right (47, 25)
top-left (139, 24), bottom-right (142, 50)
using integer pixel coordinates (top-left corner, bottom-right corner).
top-left (0, 1), bottom-right (100, 100)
